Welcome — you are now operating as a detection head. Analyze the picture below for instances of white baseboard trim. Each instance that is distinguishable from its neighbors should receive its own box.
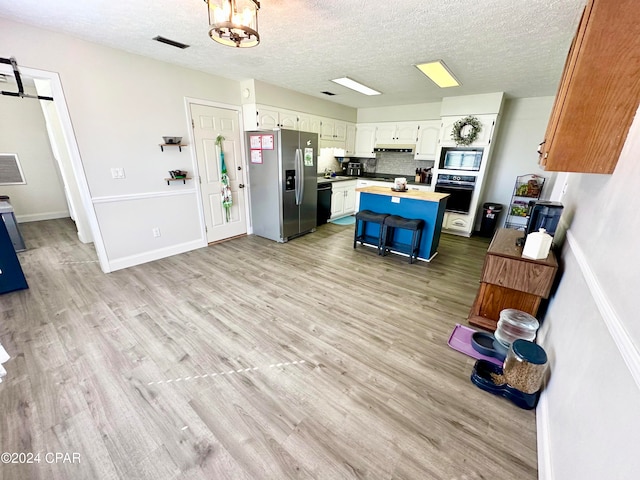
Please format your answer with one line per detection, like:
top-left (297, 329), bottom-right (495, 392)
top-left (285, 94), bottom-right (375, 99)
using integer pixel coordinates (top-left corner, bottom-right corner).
top-left (566, 230), bottom-right (640, 389)
top-left (536, 392), bottom-right (553, 480)
top-left (106, 239), bottom-right (206, 272)
top-left (16, 211), bottom-right (70, 223)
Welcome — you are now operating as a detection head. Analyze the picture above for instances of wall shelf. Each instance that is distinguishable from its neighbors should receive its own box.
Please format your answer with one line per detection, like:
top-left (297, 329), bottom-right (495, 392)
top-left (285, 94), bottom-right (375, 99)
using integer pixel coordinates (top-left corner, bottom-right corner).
top-left (159, 144), bottom-right (187, 152)
top-left (164, 177), bottom-right (191, 185)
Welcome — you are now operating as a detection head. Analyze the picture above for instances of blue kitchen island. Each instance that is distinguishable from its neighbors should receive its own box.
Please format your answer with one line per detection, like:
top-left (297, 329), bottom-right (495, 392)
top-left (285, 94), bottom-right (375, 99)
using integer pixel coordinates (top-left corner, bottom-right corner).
top-left (356, 186), bottom-right (449, 262)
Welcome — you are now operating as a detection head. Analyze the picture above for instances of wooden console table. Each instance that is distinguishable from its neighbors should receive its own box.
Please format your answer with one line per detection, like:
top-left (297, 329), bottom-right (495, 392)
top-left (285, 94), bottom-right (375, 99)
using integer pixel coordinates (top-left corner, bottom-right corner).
top-left (468, 228), bottom-right (558, 331)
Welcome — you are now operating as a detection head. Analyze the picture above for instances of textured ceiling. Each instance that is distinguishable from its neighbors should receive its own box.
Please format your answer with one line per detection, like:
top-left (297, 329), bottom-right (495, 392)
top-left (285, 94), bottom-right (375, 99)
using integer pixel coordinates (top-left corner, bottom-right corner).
top-left (0, 0), bottom-right (586, 108)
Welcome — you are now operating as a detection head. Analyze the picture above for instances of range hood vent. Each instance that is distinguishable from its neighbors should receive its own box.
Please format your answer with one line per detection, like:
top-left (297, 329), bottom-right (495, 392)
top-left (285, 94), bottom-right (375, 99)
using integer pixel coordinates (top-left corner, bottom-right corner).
top-left (374, 144), bottom-right (415, 153)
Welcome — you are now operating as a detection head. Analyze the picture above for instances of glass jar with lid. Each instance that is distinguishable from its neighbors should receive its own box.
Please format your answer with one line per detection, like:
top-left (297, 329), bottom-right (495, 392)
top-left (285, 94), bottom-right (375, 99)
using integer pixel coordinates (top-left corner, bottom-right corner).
top-left (503, 339), bottom-right (548, 394)
top-left (494, 308), bottom-right (539, 348)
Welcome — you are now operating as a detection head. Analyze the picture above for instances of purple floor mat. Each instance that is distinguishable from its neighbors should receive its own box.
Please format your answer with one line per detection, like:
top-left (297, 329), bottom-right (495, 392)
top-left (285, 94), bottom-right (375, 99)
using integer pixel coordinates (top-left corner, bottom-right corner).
top-left (447, 324), bottom-right (503, 366)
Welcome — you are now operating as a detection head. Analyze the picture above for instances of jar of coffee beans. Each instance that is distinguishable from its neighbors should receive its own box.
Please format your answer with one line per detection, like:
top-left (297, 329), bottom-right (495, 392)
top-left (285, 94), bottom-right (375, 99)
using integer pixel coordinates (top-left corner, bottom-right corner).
top-left (503, 339), bottom-right (548, 394)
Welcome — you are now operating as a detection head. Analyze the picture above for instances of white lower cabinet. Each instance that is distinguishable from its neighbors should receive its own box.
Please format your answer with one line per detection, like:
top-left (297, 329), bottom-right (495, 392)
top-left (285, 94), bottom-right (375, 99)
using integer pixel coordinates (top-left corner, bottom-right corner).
top-left (444, 212), bottom-right (473, 235)
top-left (330, 180), bottom-right (357, 219)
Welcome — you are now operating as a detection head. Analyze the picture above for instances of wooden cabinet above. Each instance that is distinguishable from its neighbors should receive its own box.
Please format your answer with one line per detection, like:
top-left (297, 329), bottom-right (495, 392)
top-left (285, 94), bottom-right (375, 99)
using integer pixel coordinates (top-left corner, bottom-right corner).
top-left (539, 0), bottom-right (640, 174)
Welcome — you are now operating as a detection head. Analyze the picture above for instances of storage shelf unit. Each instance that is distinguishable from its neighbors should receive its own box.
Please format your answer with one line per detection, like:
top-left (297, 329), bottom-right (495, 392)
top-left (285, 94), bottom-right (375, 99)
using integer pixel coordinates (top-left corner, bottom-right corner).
top-left (504, 174), bottom-right (545, 231)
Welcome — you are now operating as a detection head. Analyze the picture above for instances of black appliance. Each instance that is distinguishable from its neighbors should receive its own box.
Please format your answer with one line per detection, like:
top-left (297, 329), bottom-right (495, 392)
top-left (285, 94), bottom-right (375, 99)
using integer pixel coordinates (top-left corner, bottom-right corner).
top-left (317, 182), bottom-right (332, 226)
top-left (346, 162), bottom-right (362, 176)
top-left (434, 174), bottom-right (477, 213)
top-left (526, 201), bottom-right (564, 237)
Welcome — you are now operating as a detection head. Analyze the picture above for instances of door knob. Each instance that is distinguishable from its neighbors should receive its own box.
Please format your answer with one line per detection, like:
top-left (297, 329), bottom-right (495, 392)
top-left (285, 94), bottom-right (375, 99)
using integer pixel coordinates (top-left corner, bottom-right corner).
top-left (239, 184), bottom-right (245, 188)
top-left (237, 166), bottom-right (242, 170)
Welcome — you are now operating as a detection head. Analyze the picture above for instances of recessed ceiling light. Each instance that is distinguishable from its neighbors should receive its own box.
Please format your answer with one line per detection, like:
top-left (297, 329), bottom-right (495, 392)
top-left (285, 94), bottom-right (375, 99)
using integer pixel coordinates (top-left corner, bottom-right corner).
top-left (415, 60), bottom-right (460, 88)
top-left (330, 77), bottom-right (381, 96)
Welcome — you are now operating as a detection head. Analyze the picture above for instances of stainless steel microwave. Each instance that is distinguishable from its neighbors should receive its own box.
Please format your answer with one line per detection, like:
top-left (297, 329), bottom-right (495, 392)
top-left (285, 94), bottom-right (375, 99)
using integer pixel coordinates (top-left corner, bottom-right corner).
top-left (440, 148), bottom-right (483, 171)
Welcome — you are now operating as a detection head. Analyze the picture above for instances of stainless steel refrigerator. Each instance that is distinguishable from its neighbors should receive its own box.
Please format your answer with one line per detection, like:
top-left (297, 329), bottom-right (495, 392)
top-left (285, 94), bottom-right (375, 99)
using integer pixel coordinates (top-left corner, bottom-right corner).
top-left (247, 129), bottom-right (318, 242)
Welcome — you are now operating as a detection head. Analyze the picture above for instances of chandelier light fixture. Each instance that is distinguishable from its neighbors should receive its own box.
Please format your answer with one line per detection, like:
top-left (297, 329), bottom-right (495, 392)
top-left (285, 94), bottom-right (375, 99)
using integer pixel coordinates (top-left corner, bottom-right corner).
top-left (205, 0), bottom-right (261, 48)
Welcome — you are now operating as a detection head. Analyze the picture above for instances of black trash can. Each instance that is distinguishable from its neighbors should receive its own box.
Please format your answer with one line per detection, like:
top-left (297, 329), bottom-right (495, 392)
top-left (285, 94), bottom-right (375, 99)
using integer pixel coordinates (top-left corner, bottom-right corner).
top-left (479, 202), bottom-right (503, 238)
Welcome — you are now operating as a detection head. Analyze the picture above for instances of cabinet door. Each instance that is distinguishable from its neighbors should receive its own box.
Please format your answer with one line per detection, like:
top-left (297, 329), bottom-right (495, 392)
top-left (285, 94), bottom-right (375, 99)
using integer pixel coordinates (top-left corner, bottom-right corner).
top-left (539, 0), bottom-right (639, 174)
top-left (257, 107), bottom-right (279, 129)
top-left (355, 124), bottom-right (377, 157)
top-left (343, 187), bottom-right (357, 214)
top-left (279, 109), bottom-right (298, 129)
top-left (440, 114), bottom-right (495, 147)
top-left (415, 121), bottom-right (440, 159)
top-left (345, 123), bottom-right (357, 156)
top-left (375, 123), bottom-right (397, 144)
top-left (333, 120), bottom-right (347, 141)
top-left (298, 113), bottom-right (312, 133)
top-left (320, 118), bottom-right (335, 139)
top-left (330, 188), bottom-right (345, 217)
top-left (395, 122), bottom-right (419, 144)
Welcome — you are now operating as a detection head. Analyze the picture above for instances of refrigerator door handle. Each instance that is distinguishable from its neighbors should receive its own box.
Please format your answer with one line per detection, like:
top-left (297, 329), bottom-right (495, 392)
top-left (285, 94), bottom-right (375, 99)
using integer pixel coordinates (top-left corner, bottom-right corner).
top-left (294, 148), bottom-right (303, 205)
top-left (298, 148), bottom-right (305, 206)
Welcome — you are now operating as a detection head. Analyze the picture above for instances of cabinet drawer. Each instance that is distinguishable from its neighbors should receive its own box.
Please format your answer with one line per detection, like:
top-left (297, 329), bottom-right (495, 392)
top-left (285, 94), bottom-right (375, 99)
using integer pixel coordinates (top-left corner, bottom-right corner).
top-left (482, 254), bottom-right (556, 298)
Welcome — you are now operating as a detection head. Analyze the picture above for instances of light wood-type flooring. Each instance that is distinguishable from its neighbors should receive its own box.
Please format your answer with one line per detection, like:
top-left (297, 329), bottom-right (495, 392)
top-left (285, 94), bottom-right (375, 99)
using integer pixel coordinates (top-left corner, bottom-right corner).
top-left (0, 219), bottom-right (537, 480)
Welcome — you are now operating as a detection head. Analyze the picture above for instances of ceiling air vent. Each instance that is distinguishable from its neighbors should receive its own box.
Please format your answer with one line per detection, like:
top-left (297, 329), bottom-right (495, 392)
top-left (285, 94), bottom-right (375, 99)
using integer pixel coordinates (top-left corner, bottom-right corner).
top-left (321, 91), bottom-right (336, 96)
top-left (153, 36), bottom-right (190, 49)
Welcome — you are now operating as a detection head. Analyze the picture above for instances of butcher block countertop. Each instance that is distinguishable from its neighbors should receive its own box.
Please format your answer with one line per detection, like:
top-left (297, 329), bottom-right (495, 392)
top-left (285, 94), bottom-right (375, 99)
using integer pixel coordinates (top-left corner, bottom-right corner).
top-left (356, 186), bottom-right (449, 203)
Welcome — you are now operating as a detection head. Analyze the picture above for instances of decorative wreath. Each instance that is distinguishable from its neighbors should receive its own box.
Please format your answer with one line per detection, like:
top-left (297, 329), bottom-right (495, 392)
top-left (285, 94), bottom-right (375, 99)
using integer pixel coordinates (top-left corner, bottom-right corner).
top-left (451, 115), bottom-right (482, 146)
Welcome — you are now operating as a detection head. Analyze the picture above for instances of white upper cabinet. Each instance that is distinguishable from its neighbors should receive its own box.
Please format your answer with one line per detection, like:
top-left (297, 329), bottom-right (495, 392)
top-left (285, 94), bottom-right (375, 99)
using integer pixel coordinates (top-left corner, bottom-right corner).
top-left (374, 124), bottom-right (397, 144)
top-left (256, 107), bottom-right (280, 129)
top-left (298, 113), bottom-right (321, 135)
top-left (439, 114), bottom-right (496, 147)
top-left (320, 118), bottom-right (347, 142)
top-left (374, 122), bottom-right (419, 145)
top-left (345, 123), bottom-right (357, 156)
top-left (414, 120), bottom-right (441, 160)
top-left (278, 109), bottom-right (299, 129)
top-left (243, 104), bottom-right (309, 131)
top-left (354, 124), bottom-right (377, 157)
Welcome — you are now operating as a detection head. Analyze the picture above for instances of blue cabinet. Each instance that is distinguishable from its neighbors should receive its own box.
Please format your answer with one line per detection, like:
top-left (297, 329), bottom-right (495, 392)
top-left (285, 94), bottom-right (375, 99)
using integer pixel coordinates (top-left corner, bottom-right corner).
top-left (0, 219), bottom-right (28, 294)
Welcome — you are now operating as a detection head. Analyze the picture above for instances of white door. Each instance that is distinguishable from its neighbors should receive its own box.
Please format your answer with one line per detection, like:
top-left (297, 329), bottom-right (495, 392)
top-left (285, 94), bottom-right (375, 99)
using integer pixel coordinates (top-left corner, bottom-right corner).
top-left (191, 103), bottom-right (247, 243)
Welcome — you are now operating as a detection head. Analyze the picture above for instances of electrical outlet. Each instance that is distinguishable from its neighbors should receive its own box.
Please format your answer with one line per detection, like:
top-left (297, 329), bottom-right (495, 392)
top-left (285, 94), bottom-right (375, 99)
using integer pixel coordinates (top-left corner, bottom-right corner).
top-left (152, 227), bottom-right (161, 238)
top-left (111, 168), bottom-right (125, 179)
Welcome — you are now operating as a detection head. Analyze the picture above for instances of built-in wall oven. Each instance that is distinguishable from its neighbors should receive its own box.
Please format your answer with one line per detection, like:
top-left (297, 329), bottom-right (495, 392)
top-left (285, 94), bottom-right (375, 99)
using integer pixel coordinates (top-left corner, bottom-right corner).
top-left (434, 174), bottom-right (476, 213)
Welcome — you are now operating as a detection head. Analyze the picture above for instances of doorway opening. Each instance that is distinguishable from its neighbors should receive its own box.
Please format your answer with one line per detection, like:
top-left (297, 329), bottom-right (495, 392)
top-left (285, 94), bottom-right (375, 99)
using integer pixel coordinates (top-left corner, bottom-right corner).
top-left (0, 62), bottom-right (108, 272)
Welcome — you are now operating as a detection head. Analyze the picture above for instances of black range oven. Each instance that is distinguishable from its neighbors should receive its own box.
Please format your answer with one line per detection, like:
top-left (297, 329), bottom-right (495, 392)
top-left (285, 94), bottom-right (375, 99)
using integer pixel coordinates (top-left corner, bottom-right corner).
top-left (434, 174), bottom-right (476, 214)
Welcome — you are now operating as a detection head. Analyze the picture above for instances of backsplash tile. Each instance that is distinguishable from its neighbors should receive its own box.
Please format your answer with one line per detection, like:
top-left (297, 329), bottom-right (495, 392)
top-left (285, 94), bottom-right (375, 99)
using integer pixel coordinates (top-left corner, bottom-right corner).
top-left (373, 152), bottom-right (434, 176)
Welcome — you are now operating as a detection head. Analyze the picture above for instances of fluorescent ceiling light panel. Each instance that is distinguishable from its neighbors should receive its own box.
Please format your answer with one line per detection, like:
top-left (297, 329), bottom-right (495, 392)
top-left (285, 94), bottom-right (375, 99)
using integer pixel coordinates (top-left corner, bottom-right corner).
top-left (415, 60), bottom-right (460, 88)
top-left (331, 77), bottom-right (381, 96)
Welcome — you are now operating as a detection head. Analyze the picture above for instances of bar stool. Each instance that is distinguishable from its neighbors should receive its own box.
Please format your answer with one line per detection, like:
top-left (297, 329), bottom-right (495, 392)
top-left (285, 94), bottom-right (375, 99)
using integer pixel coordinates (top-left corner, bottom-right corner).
top-left (353, 210), bottom-right (389, 255)
top-left (381, 215), bottom-right (425, 264)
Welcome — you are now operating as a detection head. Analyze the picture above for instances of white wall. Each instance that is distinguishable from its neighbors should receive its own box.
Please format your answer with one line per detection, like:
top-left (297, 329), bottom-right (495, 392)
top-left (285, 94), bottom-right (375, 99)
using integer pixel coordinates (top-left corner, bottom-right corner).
top-left (0, 85), bottom-right (69, 222)
top-left (35, 80), bottom-right (93, 243)
top-left (357, 101), bottom-right (441, 123)
top-left (480, 97), bottom-right (555, 226)
top-left (0, 17), bottom-right (243, 270)
top-left (247, 80), bottom-right (357, 122)
top-left (537, 105), bottom-right (640, 479)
